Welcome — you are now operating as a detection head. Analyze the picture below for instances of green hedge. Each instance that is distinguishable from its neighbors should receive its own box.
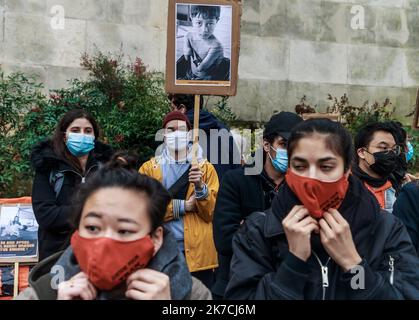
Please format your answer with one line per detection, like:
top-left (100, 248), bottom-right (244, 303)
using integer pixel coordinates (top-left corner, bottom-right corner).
top-left (0, 51), bottom-right (170, 197)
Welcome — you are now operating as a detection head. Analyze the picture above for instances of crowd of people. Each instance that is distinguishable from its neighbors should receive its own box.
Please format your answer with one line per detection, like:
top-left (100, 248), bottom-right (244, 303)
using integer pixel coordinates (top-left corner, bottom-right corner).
top-left (15, 94), bottom-right (419, 300)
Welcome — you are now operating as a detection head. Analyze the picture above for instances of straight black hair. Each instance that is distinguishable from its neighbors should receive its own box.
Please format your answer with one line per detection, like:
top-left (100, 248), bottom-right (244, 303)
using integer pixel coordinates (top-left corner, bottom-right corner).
top-left (108, 150), bottom-right (140, 172)
top-left (167, 94), bottom-right (204, 112)
top-left (287, 119), bottom-right (354, 172)
top-left (71, 164), bottom-right (170, 233)
top-left (190, 5), bottom-right (221, 20)
top-left (354, 121), bottom-right (399, 150)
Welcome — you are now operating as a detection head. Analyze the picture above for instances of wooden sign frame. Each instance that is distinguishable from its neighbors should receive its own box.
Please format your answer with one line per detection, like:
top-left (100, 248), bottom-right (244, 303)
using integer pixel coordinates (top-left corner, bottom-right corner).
top-left (165, 0), bottom-right (242, 96)
top-left (302, 113), bottom-right (342, 122)
top-left (412, 88), bottom-right (419, 130)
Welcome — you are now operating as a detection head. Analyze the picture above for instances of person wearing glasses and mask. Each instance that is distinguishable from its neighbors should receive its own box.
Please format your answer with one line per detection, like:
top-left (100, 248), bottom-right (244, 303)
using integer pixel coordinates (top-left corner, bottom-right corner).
top-left (353, 122), bottom-right (402, 213)
top-left (212, 112), bottom-right (303, 299)
top-left (224, 119), bottom-right (419, 300)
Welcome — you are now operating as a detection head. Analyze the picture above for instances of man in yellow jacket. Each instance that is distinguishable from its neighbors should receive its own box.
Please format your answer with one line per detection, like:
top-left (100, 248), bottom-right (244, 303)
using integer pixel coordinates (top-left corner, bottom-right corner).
top-left (140, 111), bottom-right (219, 289)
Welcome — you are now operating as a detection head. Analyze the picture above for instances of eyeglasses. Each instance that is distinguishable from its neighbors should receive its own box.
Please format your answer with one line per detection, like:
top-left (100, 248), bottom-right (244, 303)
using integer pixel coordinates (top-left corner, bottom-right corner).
top-left (369, 144), bottom-right (402, 156)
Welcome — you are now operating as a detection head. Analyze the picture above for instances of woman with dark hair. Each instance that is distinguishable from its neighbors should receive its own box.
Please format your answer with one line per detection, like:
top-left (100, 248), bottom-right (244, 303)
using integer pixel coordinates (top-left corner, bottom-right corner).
top-left (225, 119), bottom-right (419, 300)
top-left (16, 163), bottom-right (211, 300)
top-left (30, 109), bottom-right (113, 260)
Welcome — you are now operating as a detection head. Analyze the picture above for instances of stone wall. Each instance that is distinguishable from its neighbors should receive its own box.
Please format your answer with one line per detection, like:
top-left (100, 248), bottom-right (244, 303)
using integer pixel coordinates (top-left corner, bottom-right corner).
top-left (1, 0), bottom-right (418, 123)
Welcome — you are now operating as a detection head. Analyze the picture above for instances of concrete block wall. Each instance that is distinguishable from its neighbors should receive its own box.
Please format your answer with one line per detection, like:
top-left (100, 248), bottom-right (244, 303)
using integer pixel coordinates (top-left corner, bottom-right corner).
top-left (235, 0), bottom-right (419, 123)
top-left (0, 0), bottom-right (418, 123)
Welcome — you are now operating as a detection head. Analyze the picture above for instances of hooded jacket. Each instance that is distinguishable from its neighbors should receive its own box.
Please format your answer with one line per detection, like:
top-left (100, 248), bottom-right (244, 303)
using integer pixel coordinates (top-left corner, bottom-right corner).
top-left (225, 175), bottom-right (419, 300)
top-left (30, 139), bottom-right (113, 260)
top-left (15, 230), bottom-right (205, 300)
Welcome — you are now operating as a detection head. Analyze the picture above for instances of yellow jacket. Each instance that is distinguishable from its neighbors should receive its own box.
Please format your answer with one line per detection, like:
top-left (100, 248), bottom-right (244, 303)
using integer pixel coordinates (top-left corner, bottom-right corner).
top-left (139, 157), bottom-right (219, 272)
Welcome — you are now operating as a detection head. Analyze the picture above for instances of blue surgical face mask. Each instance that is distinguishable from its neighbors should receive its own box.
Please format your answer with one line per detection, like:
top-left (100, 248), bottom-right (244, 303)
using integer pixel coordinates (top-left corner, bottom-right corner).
top-left (66, 132), bottom-right (95, 157)
top-left (268, 146), bottom-right (288, 173)
top-left (406, 141), bottom-right (414, 162)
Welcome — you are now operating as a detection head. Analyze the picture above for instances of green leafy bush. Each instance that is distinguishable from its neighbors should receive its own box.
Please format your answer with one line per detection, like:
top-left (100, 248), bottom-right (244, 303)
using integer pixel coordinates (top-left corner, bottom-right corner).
top-left (204, 96), bottom-right (237, 125)
top-left (295, 94), bottom-right (419, 173)
top-left (0, 72), bottom-right (48, 197)
top-left (0, 51), bottom-right (170, 197)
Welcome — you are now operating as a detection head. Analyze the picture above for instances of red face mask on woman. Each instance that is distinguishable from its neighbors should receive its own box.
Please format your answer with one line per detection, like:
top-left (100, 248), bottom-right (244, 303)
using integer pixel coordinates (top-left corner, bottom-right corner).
top-left (285, 170), bottom-right (349, 219)
top-left (71, 231), bottom-right (155, 291)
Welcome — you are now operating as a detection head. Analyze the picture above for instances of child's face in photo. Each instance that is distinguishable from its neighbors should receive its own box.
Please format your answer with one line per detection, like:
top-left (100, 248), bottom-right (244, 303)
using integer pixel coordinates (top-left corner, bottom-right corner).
top-left (192, 14), bottom-right (218, 39)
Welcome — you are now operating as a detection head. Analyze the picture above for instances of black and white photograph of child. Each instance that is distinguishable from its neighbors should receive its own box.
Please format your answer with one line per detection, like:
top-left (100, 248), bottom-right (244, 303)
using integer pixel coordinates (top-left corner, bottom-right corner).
top-left (175, 4), bottom-right (232, 83)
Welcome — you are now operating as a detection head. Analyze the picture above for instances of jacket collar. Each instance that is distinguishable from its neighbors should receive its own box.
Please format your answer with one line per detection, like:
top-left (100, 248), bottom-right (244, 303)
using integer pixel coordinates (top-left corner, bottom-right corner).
top-left (46, 228), bottom-right (191, 299)
top-left (263, 174), bottom-right (379, 240)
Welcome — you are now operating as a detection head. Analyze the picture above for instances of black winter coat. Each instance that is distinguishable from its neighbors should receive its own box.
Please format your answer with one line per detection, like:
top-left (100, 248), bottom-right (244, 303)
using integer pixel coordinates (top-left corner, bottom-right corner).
top-left (212, 167), bottom-right (279, 297)
top-left (30, 139), bottom-right (113, 260)
top-left (225, 175), bottom-right (419, 300)
top-left (393, 182), bottom-right (419, 253)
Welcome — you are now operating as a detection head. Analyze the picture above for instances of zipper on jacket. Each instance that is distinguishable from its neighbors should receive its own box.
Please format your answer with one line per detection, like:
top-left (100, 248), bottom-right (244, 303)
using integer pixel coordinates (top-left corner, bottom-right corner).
top-left (312, 251), bottom-right (331, 300)
top-left (389, 255), bottom-right (394, 285)
top-left (59, 164), bottom-right (98, 184)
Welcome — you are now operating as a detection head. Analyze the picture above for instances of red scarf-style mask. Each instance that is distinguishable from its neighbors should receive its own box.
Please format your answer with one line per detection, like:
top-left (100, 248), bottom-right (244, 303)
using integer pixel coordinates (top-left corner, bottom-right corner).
top-left (71, 231), bottom-right (155, 291)
top-left (285, 170), bottom-right (349, 219)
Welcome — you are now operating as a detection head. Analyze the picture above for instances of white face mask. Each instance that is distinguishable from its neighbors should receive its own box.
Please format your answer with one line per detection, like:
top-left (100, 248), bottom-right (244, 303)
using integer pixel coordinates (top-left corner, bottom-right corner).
top-left (165, 131), bottom-right (189, 151)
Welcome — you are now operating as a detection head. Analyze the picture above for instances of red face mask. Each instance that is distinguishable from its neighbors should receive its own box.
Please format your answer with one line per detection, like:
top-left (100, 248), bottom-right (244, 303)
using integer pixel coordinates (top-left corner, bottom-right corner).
top-left (285, 170), bottom-right (349, 219)
top-left (70, 231), bottom-right (155, 291)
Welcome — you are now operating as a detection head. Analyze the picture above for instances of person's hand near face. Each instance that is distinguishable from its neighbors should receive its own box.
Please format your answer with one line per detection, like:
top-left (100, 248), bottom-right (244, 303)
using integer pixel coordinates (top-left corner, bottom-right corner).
top-left (404, 173), bottom-right (418, 184)
top-left (125, 269), bottom-right (171, 300)
top-left (319, 209), bottom-right (362, 272)
top-left (57, 272), bottom-right (97, 300)
top-left (282, 205), bottom-right (319, 262)
top-left (287, 133), bottom-right (362, 270)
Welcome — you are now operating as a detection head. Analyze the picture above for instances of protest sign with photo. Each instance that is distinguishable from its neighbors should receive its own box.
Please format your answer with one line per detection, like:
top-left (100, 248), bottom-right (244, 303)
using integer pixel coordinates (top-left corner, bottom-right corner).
top-left (166, 0), bottom-right (241, 96)
top-left (0, 204), bottom-right (39, 263)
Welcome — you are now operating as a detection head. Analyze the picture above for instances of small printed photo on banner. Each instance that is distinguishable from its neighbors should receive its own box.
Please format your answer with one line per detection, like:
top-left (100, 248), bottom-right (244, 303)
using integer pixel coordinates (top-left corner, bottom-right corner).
top-left (0, 205), bottom-right (39, 261)
top-left (175, 3), bottom-right (232, 86)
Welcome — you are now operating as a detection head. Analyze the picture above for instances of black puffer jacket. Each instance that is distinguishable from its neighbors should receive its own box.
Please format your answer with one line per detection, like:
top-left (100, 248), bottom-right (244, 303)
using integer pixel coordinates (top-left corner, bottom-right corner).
top-left (225, 175), bottom-right (419, 300)
top-left (393, 182), bottom-right (419, 253)
top-left (30, 139), bottom-right (113, 260)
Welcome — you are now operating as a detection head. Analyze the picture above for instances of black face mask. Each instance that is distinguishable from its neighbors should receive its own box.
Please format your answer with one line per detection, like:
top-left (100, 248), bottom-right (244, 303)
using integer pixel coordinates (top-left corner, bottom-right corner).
top-left (392, 154), bottom-right (408, 182)
top-left (366, 150), bottom-right (398, 178)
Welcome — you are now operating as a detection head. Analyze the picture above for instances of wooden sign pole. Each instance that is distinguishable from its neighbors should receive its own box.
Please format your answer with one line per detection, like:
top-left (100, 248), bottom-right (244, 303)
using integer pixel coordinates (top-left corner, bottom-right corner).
top-left (192, 95), bottom-right (200, 164)
top-left (13, 262), bottom-right (19, 298)
top-left (412, 88), bottom-right (419, 130)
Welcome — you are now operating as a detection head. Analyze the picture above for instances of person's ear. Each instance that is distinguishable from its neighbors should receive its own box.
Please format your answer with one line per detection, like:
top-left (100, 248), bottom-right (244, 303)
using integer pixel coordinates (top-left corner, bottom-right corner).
top-left (263, 140), bottom-right (271, 153)
top-left (151, 226), bottom-right (164, 256)
top-left (357, 147), bottom-right (367, 160)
